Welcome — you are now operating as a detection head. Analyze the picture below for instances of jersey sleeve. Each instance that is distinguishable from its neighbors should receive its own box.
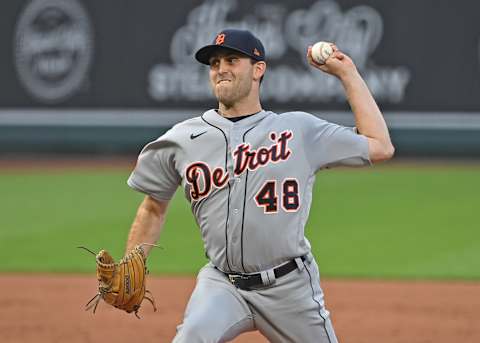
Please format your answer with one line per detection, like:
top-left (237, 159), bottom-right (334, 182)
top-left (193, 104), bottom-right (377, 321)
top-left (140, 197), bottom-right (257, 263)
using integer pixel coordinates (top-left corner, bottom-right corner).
top-left (127, 133), bottom-right (181, 201)
top-left (298, 112), bottom-right (371, 172)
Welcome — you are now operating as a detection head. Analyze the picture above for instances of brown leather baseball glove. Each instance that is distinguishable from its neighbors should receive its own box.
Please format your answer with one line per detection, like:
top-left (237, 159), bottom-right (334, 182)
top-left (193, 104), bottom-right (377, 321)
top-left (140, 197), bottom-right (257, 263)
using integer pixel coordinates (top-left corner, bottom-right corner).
top-left (79, 244), bottom-right (157, 318)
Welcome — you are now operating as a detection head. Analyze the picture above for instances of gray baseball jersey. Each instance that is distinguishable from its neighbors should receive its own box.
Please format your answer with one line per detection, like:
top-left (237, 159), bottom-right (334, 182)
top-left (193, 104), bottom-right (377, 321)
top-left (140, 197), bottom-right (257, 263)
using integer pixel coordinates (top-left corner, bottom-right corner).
top-left (127, 109), bottom-right (369, 274)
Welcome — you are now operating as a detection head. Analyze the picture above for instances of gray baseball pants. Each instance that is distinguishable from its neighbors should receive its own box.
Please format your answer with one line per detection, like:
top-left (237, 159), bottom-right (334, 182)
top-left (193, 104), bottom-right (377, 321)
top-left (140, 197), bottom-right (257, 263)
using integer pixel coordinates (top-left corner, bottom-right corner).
top-left (172, 256), bottom-right (338, 343)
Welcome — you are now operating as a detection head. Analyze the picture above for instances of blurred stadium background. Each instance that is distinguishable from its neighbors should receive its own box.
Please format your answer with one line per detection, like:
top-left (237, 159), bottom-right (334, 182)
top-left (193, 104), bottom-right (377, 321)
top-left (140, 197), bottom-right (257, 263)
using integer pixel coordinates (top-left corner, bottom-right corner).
top-left (1, 0), bottom-right (480, 156)
top-left (0, 0), bottom-right (479, 342)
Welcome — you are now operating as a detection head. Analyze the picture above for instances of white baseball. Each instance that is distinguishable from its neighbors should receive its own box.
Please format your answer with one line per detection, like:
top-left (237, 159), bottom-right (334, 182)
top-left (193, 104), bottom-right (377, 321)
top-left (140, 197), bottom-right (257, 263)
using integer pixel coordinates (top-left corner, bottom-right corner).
top-left (311, 41), bottom-right (334, 64)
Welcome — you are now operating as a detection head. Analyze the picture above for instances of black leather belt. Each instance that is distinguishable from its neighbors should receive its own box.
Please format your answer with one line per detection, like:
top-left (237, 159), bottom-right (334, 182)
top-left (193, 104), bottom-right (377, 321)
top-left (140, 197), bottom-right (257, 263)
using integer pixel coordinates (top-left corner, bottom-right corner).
top-left (221, 256), bottom-right (306, 291)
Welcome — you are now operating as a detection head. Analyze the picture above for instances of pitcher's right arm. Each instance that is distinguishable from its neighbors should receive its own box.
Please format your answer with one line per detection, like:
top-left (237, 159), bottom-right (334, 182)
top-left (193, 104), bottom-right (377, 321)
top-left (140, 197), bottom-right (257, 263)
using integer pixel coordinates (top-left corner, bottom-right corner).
top-left (125, 195), bottom-right (170, 257)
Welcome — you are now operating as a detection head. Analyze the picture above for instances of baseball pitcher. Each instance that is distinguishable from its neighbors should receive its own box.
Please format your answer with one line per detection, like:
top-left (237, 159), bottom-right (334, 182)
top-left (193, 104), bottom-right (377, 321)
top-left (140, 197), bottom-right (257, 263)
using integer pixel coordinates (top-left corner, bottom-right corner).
top-left (126, 29), bottom-right (394, 342)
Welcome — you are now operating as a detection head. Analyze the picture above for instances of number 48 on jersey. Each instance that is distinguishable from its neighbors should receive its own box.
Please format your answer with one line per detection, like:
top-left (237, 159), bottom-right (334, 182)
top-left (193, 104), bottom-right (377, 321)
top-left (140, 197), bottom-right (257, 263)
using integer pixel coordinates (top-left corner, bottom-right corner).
top-left (255, 179), bottom-right (299, 214)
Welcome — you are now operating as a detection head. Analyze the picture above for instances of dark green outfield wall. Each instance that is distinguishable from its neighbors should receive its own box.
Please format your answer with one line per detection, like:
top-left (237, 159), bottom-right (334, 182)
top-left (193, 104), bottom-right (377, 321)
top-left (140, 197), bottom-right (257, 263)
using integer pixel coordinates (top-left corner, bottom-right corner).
top-left (1, 125), bottom-right (479, 157)
top-left (390, 130), bottom-right (480, 158)
top-left (0, 126), bottom-right (167, 155)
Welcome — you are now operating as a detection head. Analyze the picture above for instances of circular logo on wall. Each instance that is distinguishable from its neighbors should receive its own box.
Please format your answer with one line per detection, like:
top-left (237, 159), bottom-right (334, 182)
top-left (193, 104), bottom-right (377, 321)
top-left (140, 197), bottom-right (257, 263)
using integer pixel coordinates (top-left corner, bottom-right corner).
top-left (14, 0), bottom-right (94, 103)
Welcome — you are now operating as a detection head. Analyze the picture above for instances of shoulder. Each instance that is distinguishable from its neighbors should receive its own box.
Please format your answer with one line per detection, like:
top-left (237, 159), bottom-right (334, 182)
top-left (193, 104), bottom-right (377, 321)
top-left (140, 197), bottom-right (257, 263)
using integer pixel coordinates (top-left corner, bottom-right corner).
top-left (272, 111), bottom-right (330, 129)
top-left (158, 114), bottom-right (208, 140)
top-left (142, 114), bottom-right (207, 151)
top-left (278, 111), bottom-right (325, 121)
top-left (169, 115), bottom-right (206, 134)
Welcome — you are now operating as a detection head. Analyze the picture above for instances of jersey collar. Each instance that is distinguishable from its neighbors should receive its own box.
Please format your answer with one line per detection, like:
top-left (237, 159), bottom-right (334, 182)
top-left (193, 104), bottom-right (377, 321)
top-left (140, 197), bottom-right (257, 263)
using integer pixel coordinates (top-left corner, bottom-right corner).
top-left (202, 109), bottom-right (271, 130)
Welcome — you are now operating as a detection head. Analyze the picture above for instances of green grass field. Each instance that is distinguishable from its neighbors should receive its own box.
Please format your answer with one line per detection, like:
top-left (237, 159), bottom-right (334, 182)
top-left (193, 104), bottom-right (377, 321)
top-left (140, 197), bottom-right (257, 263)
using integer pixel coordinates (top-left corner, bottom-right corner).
top-left (0, 163), bottom-right (478, 280)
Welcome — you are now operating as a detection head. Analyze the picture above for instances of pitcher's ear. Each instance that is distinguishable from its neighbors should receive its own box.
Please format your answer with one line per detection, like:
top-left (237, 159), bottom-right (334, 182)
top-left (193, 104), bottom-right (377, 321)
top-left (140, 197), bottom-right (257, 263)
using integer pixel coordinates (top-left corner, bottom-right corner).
top-left (253, 61), bottom-right (266, 81)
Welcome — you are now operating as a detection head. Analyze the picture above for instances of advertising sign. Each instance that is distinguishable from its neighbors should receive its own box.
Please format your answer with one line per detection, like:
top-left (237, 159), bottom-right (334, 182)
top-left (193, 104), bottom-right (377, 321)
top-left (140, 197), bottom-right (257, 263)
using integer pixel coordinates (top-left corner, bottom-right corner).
top-left (0, 0), bottom-right (479, 112)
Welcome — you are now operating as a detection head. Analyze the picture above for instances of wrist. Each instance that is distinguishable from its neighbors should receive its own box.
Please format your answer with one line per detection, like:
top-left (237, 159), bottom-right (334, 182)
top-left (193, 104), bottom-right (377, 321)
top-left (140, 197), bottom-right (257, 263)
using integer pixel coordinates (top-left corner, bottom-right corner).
top-left (338, 67), bottom-right (361, 84)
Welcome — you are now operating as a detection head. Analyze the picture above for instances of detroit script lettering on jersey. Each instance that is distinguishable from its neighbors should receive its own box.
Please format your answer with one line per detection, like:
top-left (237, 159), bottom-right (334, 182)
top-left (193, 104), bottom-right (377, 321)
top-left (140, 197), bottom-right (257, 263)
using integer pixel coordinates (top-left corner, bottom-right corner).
top-left (185, 130), bottom-right (293, 200)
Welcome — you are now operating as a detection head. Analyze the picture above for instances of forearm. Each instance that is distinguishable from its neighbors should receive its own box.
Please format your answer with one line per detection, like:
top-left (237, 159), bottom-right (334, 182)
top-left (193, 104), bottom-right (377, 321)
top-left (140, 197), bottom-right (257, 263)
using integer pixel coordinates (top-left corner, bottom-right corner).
top-left (340, 71), bottom-right (395, 162)
top-left (126, 195), bottom-right (169, 256)
top-left (341, 71), bottom-right (389, 141)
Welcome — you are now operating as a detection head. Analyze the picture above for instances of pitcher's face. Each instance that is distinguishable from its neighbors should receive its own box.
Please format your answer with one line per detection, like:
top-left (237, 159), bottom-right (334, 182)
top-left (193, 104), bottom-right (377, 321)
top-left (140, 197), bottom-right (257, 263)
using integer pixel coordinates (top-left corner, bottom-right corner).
top-left (209, 50), bottom-right (255, 107)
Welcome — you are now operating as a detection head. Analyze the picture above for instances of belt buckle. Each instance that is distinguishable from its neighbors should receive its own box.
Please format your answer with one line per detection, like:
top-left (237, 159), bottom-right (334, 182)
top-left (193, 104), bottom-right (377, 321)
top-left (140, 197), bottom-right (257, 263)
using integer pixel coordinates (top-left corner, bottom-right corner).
top-left (228, 274), bottom-right (248, 287)
top-left (228, 274), bottom-right (237, 285)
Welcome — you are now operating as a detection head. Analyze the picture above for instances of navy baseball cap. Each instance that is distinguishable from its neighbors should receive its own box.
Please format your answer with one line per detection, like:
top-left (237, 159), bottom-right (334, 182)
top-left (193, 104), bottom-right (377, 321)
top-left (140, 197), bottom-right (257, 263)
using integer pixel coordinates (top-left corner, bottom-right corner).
top-left (195, 29), bottom-right (265, 65)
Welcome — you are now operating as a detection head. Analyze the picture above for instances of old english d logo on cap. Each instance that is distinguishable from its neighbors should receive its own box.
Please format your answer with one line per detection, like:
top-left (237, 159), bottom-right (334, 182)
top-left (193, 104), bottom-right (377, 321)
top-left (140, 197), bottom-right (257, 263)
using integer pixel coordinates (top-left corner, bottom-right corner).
top-left (195, 29), bottom-right (265, 65)
top-left (215, 33), bottom-right (226, 45)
